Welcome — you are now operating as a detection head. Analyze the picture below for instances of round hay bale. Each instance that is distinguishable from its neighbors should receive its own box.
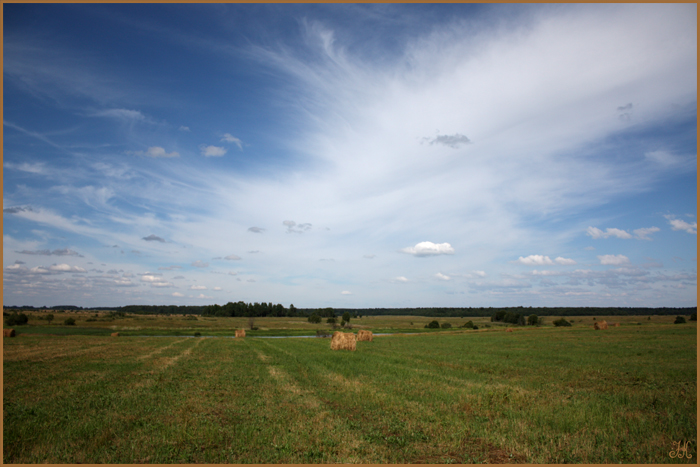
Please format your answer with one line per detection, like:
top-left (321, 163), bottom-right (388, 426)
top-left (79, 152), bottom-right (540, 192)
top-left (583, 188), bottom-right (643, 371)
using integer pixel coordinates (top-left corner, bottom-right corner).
top-left (4, 329), bottom-right (16, 338)
top-left (330, 331), bottom-right (356, 351)
top-left (506, 328), bottom-right (513, 332)
top-left (357, 330), bottom-right (373, 342)
top-left (235, 329), bottom-right (246, 338)
top-left (111, 332), bottom-right (120, 337)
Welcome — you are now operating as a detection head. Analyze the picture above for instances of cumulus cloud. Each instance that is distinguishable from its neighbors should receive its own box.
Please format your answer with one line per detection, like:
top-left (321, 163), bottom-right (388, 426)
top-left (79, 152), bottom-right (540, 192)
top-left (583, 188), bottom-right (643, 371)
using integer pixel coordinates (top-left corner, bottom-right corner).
top-left (435, 272), bottom-right (451, 281)
top-left (248, 226), bottom-right (265, 233)
top-left (394, 276), bottom-right (409, 282)
top-left (224, 254), bottom-right (241, 260)
top-left (172, 292), bottom-right (185, 297)
top-left (598, 254), bottom-right (630, 265)
top-left (284, 220), bottom-right (312, 233)
top-left (516, 255), bottom-right (554, 265)
top-left (190, 285), bottom-right (207, 290)
top-left (140, 274), bottom-right (162, 282)
top-left (178, 126), bottom-right (190, 132)
top-left (422, 133), bottom-right (471, 148)
top-left (143, 234), bottom-right (166, 243)
top-left (555, 257), bottom-right (577, 265)
top-left (191, 260), bottom-right (209, 268)
top-left (665, 215), bottom-right (697, 234)
top-left (586, 227), bottom-right (632, 239)
top-left (200, 145), bottom-right (226, 157)
top-left (196, 294), bottom-right (213, 299)
top-left (341, 290), bottom-right (352, 295)
top-left (401, 241), bottom-right (455, 257)
top-left (633, 227), bottom-right (660, 240)
top-left (221, 133), bottom-right (243, 149)
top-left (141, 146), bottom-right (180, 158)
top-left (49, 263), bottom-right (86, 273)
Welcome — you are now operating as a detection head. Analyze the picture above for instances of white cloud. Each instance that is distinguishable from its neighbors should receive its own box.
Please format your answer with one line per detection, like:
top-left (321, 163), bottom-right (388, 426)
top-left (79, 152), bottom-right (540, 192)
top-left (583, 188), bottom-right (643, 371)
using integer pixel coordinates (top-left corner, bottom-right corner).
top-left (140, 274), bottom-right (162, 282)
top-left (363, 254), bottom-right (376, 259)
top-left (435, 272), bottom-right (451, 281)
top-left (221, 133), bottom-right (243, 149)
top-left (196, 294), bottom-right (213, 299)
top-left (190, 285), bottom-right (207, 290)
top-left (93, 108), bottom-right (147, 121)
top-left (213, 287), bottom-right (222, 291)
top-left (422, 133), bottom-right (471, 148)
top-left (598, 254), bottom-right (630, 265)
top-left (633, 227), bottom-right (660, 240)
top-left (283, 220), bottom-right (312, 233)
top-left (586, 226), bottom-right (632, 239)
top-left (516, 255), bottom-right (554, 265)
top-left (395, 276), bottom-right (409, 282)
top-left (172, 292), bottom-right (185, 297)
top-left (555, 257), bottom-right (577, 265)
top-left (49, 263), bottom-right (86, 273)
top-left (191, 260), bottom-right (209, 268)
top-left (178, 126), bottom-right (190, 132)
top-left (143, 146), bottom-right (179, 158)
top-left (401, 242), bottom-right (454, 257)
top-left (341, 290), bottom-right (352, 295)
top-left (665, 215), bottom-right (697, 234)
top-left (199, 145), bottom-right (227, 157)
top-left (248, 227), bottom-right (265, 233)
top-left (224, 254), bottom-right (241, 260)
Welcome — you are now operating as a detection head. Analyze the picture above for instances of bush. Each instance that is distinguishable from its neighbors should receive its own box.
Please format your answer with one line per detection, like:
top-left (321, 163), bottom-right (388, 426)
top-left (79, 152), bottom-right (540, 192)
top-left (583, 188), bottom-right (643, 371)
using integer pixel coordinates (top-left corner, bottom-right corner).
top-left (194, 331), bottom-right (201, 337)
top-left (527, 314), bottom-right (539, 326)
top-left (425, 320), bottom-right (440, 329)
top-left (5, 313), bottom-right (28, 326)
top-left (462, 320), bottom-right (475, 329)
top-left (64, 317), bottom-right (76, 326)
top-left (553, 318), bottom-right (571, 327)
top-left (690, 313), bottom-right (697, 321)
top-left (441, 322), bottom-right (452, 329)
top-left (674, 316), bottom-right (686, 324)
top-left (473, 325), bottom-right (479, 330)
top-left (308, 314), bottom-right (321, 324)
top-left (326, 317), bottom-right (336, 325)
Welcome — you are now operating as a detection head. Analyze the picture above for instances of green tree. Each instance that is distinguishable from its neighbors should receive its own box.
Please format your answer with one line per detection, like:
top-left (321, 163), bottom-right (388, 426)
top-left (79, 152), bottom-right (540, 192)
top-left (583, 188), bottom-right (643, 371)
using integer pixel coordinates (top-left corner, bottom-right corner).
top-left (425, 320), bottom-right (440, 329)
top-left (308, 313), bottom-right (321, 324)
top-left (46, 314), bottom-right (54, 324)
top-left (64, 317), bottom-right (76, 326)
top-left (342, 312), bottom-right (350, 324)
top-left (527, 314), bottom-right (539, 326)
top-left (553, 318), bottom-right (571, 327)
top-left (674, 316), bottom-right (686, 324)
top-left (5, 312), bottom-right (28, 326)
top-left (440, 322), bottom-right (452, 329)
top-left (326, 317), bottom-right (336, 325)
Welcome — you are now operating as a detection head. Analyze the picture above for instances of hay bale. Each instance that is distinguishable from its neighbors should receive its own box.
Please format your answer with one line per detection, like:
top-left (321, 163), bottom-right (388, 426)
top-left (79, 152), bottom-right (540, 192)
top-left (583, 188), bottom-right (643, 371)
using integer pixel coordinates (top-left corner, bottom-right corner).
top-left (111, 332), bottom-right (120, 337)
top-left (330, 331), bottom-right (356, 351)
top-left (4, 329), bottom-right (16, 338)
top-left (612, 322), bottom-right (620, 327)
top-left (506, 328), bottom-right (513, 332)
top-left (357, 330), bottom-right (373, 342)
top-left (235, 329), bottom-right (246, 338)
top-left (594, 320), bottom-right (608, 330)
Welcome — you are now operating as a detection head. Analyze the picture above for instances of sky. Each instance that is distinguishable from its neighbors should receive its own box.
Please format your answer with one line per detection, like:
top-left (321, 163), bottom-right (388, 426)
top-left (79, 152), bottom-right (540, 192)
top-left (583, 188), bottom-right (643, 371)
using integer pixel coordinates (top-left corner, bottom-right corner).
top-left (3, 3), bottom-right (697, 309)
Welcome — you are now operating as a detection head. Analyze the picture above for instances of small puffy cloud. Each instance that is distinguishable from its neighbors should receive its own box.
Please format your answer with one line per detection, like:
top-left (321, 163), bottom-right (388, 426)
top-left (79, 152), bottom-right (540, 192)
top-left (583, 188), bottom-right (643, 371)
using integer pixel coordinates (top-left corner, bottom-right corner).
top-left (665, 215), bottom-right (697, 234)
top-left (224, 254), bottom-right (241, 261)
top-left (150, 281), bottom-right (174, 288)
top-left (586, 227), bottom-right (632, 239)
top-left (143, 146), bottom-right (179, 158)
top-left (49, 263), bottom-right (86, 273)
top-left (200, 145), bottom-right (226, 157)
top-left (516, 255), bottom-right (554, 265)
top-left (178, 126), bottom-right (190, 132)
top-left (555, 257), bottom-right (577, 265)
top-left (140, 274), bottom-right (162, 282)
top-left (435, 272), bottom-right (451, 281)
top-left (248, 227), bottom-right (265, 233)
top-left (196, 294), bottom-right (213, 299)
top-left (172, 292), bottom-right (185, 297)
top-left (395, 276), bottom-right (409, 282)
top-left (30, 266), bottom-right (51, 274)
top-left (228, 271), bottom-right (238, 276)
top-left (401, 241), bottom-right (455, 257)
top-left (4, 263), bottom-right (28, 274)
top-left (633, 227), bottom-right (660, 240)
top-left (422, 133), bottom-right (471, 148)
top-left (598, 254), bottom-right (630, 265)
top-left (143, 234), bottom-right (166, 243)
top-left (284, 220), bottom-right (312, 233)
top-left (221, 133), bottom-right (243, 149)
top-left (213, 287), bottom-right (222, 291)
top-left (190, 285), bottom-right (207, 290)
top-left (191, 260), bottom-right (209, 268)
top-left (341, 291), bottom-right (352, 295)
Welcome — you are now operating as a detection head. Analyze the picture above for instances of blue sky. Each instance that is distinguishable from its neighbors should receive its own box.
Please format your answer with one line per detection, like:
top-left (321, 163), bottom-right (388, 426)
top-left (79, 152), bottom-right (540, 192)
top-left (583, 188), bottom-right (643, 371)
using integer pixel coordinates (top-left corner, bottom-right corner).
top-left (3, 3), bottom-right (697, 309)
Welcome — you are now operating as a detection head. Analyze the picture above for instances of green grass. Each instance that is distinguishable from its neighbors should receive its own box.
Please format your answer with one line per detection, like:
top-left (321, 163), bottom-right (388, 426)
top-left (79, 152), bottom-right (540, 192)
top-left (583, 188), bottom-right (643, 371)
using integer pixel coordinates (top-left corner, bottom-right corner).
top-left (3, 320), bottom-right (696, 463)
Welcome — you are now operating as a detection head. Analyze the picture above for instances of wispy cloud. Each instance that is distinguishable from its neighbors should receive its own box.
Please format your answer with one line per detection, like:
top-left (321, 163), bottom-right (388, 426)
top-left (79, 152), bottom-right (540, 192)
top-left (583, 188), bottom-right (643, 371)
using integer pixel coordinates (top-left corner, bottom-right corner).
top-left (665, 215), bottom-right (697, 234)
top-left (200, 145), bottom-right (226, 157)
top-left (221, 133), bottom-right (243, 149)
top-left (143, 234), bottom-right (166, 243)
top-left (598, 254), bottom-right (630, 265)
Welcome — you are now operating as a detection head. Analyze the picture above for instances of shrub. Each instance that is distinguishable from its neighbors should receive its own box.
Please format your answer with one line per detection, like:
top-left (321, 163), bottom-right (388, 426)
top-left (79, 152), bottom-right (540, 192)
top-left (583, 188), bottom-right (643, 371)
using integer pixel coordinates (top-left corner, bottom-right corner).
top-left (690, 313), bottom-right (697, 321)
top-left (326, 317), bottom-right (336, 325)
top-left (473, 325), bottom-right (479, 330)
top-left (441, 322), bottom-right (452, 329)
top-left (64, 317), bottom-right (76, 326)
top-left (5, 313), bottom-right (28, 327)
top-left (527, 314), bottom-right (539, 326)
top-left (674, 316), bottom-right (686, 324)
top-left (308, 314), bottom-right (321, 324)
top-left (553, 318), bottom-right (571, 327)
top-left (425, 320), bottom-right (440, 329)
top-left (86, 318), bottom-right (97, 322)
top-left (462, 321), bottom-right (475, 329)
top-left (194, 331), bottom-right (201, 337)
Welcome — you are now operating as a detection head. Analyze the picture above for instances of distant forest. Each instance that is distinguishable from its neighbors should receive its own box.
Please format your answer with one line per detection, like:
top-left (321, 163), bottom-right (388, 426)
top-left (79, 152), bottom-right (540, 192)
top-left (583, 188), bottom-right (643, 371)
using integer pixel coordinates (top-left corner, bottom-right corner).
top-left (4, 303), bottom-right (696, 319)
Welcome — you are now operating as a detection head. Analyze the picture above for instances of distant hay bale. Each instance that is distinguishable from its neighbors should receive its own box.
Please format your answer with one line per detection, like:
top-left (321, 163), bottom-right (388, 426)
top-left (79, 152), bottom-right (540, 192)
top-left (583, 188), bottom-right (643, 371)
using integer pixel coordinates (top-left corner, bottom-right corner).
top-left (111, 332), bottom-right (120, 337)
top-left (3, 329), bottom-right (16, 338)
top-left (330, 331), bottom-right (356, 351)
top-left (612, 322), bottom-right (620, 327)
top-left (506, 328), bottom-right (513, 332)
top-left (357, 330), bottom-right (373, 342)
top-left (594, 320), bottom-right (609, 330)
top-left (235, 329), bottom-right (246, 338)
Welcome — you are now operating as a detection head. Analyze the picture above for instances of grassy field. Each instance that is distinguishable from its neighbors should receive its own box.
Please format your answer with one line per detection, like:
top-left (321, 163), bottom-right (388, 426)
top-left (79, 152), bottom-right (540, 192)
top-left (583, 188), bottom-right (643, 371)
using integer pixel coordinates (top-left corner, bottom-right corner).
top-left (3, 316), bottom-right (697, 463)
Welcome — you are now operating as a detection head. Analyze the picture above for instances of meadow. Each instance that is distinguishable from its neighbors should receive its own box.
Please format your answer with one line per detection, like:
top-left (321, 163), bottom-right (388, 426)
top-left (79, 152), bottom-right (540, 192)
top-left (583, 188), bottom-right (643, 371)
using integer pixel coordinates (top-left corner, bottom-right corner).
top-left (3, 314), bottom-right (697, 463)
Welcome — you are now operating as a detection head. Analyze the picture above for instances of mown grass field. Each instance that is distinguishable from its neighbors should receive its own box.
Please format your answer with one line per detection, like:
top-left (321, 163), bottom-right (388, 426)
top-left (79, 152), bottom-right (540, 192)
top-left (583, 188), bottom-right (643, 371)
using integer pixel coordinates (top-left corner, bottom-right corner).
top-left (3, 317), bottom-right (697, 463)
